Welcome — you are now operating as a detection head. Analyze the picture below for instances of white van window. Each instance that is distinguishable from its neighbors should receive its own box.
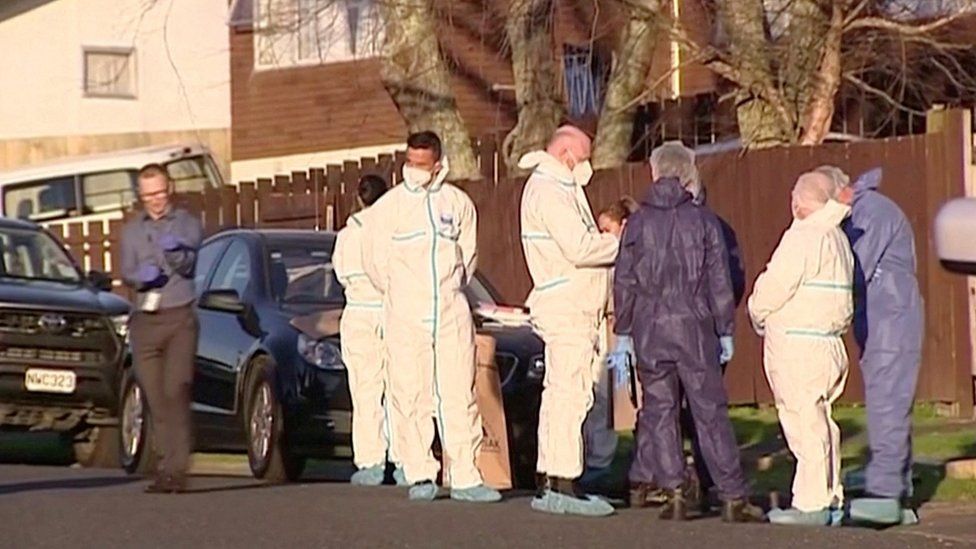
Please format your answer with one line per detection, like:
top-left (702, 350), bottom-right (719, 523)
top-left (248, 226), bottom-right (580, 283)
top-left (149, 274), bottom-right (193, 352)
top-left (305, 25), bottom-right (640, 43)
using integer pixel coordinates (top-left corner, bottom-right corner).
top-left (4, 177), bottom-right (77, 221)
top-left (166, 156), bottom-right (217, 194)
top-left (82, 170), bottom-right (136, 213)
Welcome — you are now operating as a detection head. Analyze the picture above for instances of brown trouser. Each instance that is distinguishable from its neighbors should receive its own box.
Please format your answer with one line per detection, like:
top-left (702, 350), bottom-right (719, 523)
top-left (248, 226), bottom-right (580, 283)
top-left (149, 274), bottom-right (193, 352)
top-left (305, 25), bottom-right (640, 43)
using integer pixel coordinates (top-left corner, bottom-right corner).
top-left (131, 305), bottom-right (198, 476)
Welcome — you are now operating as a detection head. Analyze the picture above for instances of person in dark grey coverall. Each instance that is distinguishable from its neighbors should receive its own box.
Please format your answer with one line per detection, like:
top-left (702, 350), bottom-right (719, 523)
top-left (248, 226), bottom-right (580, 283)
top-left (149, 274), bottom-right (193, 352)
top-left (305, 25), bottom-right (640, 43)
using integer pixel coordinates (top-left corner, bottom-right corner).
top-left (611, 143), bottom-right (763, 523)
top-left (120, 164), bottom-right (203, 494)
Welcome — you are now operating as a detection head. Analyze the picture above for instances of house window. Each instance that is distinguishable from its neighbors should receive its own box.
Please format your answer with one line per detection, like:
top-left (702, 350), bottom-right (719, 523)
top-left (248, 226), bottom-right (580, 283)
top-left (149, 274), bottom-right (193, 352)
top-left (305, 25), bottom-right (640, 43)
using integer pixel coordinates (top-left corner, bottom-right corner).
top-left (83, 48), bottom-right (136, 98)
top-left (563, 45), bottom-right (608, 118)
top-left (253, 0), bottom-right (382, 70)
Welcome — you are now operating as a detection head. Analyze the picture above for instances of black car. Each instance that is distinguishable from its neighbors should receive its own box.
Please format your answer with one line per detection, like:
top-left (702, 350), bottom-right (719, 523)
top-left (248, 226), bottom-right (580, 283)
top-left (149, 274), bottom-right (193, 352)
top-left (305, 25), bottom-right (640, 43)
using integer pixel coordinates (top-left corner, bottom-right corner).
top-left (0, 218), bottom-right (130, 467)
top-left (120, 229), bottom-right (544, 485)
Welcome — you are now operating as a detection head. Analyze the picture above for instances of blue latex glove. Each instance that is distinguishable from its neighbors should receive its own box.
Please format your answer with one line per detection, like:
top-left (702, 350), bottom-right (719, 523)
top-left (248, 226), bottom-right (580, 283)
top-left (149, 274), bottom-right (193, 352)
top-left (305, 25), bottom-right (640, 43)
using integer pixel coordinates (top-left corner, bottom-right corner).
top-left (606, 352), bottom-right (631, 388)
top-left (136, 263), bottom-right (162, 284)
top-left (612, 335), bottom-right (635, 359)
top-left (719, 336), bottom-right (735, 363)
top-left (157, 232), bottom-right (182, 252)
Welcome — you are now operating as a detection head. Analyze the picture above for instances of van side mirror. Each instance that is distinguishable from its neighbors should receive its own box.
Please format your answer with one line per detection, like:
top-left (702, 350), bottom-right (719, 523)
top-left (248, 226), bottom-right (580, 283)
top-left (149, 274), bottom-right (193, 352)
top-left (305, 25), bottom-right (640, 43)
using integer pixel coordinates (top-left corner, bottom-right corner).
top-left (87, 270), bottom-right (113, 292)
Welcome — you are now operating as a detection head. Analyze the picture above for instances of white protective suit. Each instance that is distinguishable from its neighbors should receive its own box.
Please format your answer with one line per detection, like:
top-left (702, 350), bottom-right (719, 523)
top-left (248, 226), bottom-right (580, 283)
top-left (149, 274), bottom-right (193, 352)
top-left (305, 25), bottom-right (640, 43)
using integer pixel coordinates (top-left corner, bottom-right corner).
top-left (583, 295), bottom-right (618, 470)
top-left (333, 207), bottom-right (397, 470)
top-left (361, 162), bottom-right (484, 489)
top-left (748, 199), bottom-right (854, 512)
top-left (519, 151), bottom-right (619, 479)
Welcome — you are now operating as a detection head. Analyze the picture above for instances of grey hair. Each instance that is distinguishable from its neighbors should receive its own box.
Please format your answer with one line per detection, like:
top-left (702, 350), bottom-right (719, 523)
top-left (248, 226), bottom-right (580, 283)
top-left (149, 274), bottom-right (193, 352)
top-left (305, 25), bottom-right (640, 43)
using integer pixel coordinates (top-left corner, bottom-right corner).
top-left (650, 141), bottom-right (701, 196)
top-left (812, 165), bottom-right (851, 198)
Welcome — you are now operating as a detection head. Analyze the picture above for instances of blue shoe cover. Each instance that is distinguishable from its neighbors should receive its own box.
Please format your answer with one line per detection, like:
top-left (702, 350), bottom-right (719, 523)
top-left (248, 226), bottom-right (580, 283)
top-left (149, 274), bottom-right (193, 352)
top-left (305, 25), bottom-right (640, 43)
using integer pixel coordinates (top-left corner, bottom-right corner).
top-left (393, 467), bottom-right (407, 487)
top-left (408, 482), bottom-right (438, 501)
top-left (901, 508), bottom-right (920, 526)
top-left (350, 465), bottom-right (384, 486)
top-left (530, 490), bottom-right (615, 517)
top-left (450, 484), bottom-right (502, 503)
top-left (849, 498), bottom-right (902, 526)
top-left (768, 507), bottom-right (831, 526)
top-left (829, 508), bottom-right (845, 527)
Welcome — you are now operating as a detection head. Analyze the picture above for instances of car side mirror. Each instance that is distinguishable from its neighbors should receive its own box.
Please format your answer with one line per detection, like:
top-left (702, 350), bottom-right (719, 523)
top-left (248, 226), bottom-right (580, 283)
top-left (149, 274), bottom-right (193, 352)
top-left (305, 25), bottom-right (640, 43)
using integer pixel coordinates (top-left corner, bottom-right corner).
top-left (87, 270), bottom-right (113, 292)
top-left (934, 198), bottom-right (976, 274)
top-left (199, 289), bottom-right (246, 314)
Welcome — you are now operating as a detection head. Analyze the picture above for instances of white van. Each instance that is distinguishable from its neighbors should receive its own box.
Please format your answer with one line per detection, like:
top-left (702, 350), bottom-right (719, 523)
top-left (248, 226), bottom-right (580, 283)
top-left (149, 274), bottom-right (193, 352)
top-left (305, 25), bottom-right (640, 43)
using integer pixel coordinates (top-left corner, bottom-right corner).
top-left (0, 143), bottom-right (223, 230)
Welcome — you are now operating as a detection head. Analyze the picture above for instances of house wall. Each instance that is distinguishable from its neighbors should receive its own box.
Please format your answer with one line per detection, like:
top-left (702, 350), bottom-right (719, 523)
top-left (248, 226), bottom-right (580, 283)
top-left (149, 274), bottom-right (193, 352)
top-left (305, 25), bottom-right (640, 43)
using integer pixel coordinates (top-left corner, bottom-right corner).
top-left (0, 0), bottom-right (230, 168)
top-left (229, 0), bottom-right (717, 179)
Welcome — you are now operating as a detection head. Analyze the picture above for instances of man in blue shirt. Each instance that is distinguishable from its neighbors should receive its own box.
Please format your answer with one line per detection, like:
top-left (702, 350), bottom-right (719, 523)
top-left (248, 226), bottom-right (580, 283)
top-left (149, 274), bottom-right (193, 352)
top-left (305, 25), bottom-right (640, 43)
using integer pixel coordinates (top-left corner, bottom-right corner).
top-left (120, 163), bottom-right (203, 494)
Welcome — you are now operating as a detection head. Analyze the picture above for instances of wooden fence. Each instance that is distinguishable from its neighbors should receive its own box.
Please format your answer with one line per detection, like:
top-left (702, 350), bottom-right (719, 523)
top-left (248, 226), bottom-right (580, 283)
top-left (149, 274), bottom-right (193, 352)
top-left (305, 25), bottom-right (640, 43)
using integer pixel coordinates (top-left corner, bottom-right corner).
top-left (47, 111), bottom-right (974, 410)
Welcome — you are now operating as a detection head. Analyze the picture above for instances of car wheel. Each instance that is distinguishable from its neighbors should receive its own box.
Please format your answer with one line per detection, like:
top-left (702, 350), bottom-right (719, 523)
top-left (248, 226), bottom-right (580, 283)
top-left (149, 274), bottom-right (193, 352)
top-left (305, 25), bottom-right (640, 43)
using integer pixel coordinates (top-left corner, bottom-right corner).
top-left (72, 426), bottom-right (120, 468)
top-left (245, 357), bottom-right (305, 483)
top-left (119, 368), bottom-right (156, 475)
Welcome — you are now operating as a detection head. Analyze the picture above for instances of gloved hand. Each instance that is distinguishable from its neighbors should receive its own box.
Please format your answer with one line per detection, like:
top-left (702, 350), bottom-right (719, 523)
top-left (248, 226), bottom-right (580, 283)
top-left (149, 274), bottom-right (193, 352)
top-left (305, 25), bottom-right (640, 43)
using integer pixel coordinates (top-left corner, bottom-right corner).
top-left (719, 336), bottom-right (735, 364)
top-left (157, 232), bottom-right (182, 252)
top-left (136, 263), bottom-right (162, 285)
top-left (606, 352), bottom-right (631, 388)
top-left (612, 335), bottom-right (635, 361)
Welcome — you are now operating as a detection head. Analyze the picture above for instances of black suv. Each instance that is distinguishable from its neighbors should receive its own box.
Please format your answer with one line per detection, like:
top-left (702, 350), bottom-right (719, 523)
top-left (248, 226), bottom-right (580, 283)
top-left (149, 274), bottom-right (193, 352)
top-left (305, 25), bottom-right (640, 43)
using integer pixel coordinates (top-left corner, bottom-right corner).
top-left (0, 218), bottom-right (130, 466)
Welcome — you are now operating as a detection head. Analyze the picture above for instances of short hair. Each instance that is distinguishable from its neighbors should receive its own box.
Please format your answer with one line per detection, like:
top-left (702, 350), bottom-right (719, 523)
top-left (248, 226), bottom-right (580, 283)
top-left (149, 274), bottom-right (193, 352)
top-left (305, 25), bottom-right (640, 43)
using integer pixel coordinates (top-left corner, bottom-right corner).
top-left (812, 165), bottom-right (850, 197)
top-left (650, 141), bottom-right (699, 192)
top-left (138, 163), bottom-right (172, 183)
top-left (358, 174), bottom-right (389, 206)
top-left (599, 196), bottom-right (639, 223)
top-left (406, 131), bottom-right (442, 161)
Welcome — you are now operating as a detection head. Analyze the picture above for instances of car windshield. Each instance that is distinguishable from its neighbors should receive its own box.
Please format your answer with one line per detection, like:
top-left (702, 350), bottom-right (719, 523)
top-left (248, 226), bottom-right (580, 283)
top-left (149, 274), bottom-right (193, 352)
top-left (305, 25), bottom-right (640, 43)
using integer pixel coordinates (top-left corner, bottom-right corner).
top-left (0, 227), bottom-right (81, 284)
top-left (268, 244), bottom-right (344, 305)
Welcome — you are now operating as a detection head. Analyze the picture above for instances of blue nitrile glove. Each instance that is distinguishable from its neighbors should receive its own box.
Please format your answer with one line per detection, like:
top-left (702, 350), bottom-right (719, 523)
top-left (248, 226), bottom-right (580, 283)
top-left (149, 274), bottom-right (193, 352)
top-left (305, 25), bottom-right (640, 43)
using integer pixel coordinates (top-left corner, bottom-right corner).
top-left (719, 336), bottom-right (735, 363)
top-left (613, 335), bottom-right (635, 359)
top-left (157, 232), bottom-right (182, 252)
top-left (607, 352), bottom-right (631, 388)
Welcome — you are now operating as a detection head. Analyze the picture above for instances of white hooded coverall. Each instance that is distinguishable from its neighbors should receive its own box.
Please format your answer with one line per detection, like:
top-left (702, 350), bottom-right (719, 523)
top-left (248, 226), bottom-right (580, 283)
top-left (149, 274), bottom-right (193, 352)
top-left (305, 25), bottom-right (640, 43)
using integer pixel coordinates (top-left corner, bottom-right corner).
top-left (748, 200), bottom-right (854, 512)
top-left (361, 166), bottom-right (484, 489)
top-left (519, 151), bottom-right (619, 480)
top-left (333, 208), bottom-right (397, 469)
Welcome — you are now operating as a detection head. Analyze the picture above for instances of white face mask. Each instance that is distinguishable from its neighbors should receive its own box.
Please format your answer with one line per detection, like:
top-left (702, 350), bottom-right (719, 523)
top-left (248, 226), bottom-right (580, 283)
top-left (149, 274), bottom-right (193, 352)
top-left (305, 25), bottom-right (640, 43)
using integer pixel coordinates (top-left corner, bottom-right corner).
top-left (402, 165), bottom-right (432, 187)
top-left (571, 159), bottom-right (594, 187)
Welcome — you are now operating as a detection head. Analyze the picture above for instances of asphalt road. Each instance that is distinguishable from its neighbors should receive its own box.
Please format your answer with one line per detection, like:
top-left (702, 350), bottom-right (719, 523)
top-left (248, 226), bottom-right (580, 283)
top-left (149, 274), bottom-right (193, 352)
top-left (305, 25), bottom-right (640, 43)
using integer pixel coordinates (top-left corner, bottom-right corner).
top-left (1, 464), bottom-right (974, 549)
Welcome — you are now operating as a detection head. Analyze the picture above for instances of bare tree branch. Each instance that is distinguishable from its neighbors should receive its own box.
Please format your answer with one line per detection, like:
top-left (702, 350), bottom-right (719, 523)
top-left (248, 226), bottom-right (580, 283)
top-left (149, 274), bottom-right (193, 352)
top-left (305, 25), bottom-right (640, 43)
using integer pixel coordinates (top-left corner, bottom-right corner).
top-left (844, 73), bottom-right (927, 116)
top-left (846, 10), bottom-right (970, 35)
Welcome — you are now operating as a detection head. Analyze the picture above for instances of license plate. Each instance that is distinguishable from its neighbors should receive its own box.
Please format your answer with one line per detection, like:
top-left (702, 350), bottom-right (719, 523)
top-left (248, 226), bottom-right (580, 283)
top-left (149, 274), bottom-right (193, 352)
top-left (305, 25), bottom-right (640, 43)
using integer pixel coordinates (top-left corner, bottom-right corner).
top-left (24, 368), bottom-right (77, 394)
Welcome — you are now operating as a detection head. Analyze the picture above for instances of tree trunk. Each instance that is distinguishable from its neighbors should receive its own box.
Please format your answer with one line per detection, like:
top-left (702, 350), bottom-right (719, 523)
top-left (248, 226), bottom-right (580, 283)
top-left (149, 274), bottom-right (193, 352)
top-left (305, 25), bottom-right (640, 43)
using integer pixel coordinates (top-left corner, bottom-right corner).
top-left (502, 0), bottom-right (564, 176)
top-left (717, 0), bottom-right (794, 147)
top-left (378, 0), bottom-right (480, 181)
top-left (799, 1), bottom-right (843, 145)
top-left (591, 0), bottom-right (660, 170)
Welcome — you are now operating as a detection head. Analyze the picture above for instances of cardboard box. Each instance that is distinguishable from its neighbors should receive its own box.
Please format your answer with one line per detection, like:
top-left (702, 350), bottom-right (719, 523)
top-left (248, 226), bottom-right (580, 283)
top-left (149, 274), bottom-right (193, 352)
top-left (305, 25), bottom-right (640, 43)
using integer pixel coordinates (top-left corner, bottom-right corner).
top-left (442, 333), bottom-right (512, 490)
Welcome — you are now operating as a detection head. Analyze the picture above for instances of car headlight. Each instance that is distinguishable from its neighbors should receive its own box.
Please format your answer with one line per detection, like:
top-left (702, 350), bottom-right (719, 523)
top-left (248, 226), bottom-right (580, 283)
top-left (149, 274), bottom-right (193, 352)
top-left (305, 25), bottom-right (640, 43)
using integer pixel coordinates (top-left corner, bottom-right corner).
top-left (527, 354), bottom-right (545, 381)
top-left (111, 314), bottom-right (129, 339)
top-left (297, 333), bottom-right (344, 370)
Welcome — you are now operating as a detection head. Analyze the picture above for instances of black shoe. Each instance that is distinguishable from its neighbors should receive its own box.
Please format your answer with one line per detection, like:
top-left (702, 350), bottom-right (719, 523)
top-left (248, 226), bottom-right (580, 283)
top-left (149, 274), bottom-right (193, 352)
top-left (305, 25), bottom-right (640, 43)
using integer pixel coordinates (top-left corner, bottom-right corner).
top-left (721, 499), bottom-right (766, 523)
top-left (659, 488), bottom-right (688, 521)
top-left (144, 475), bottom-right (174, 494)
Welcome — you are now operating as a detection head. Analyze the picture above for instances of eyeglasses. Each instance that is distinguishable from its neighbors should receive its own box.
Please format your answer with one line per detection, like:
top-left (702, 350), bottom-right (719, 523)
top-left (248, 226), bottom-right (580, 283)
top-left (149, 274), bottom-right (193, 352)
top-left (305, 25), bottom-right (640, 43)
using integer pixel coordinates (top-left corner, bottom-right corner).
top-left (139, 189), bottom-right (169, 200)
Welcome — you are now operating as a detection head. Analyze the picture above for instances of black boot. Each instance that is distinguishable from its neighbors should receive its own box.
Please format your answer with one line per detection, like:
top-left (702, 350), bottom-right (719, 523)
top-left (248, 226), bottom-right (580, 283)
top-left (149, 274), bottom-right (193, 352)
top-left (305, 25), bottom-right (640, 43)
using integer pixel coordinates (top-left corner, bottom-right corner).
top-left (549, 476), bottom-right (585, 498)
top-left (659, 488), bottom-right (688, 521)
top-left (721, 498), bottom-right (766, 523)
